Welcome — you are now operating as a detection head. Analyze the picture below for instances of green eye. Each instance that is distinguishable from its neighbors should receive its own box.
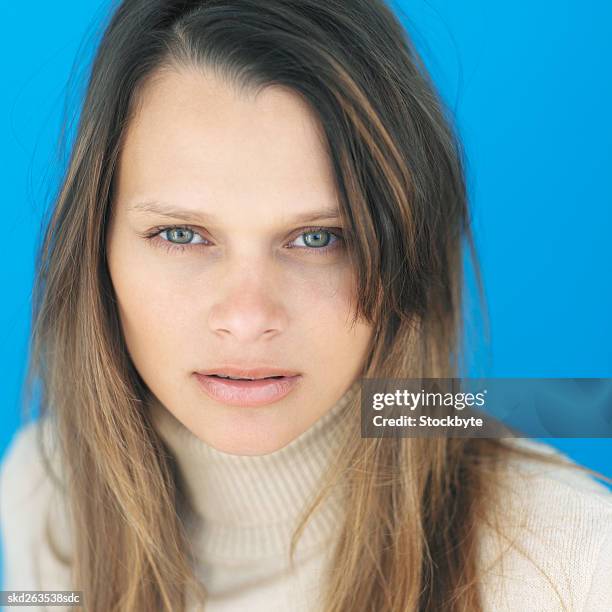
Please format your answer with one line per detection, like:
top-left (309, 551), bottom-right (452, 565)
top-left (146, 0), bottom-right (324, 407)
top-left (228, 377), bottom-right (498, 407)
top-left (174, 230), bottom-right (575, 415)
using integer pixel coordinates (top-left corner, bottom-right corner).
top-left (166, 227), bottom-right (194, 244)
top-left (302, 230), bottom-right (333, 248)
top-left (288, 227), bottom-right (344, 255)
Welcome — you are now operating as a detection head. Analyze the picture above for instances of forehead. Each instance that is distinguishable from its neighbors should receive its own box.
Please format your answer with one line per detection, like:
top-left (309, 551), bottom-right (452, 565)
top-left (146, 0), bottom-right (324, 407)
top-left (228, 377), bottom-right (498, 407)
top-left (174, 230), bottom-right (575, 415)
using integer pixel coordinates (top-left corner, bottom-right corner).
top-left (116, 67), bottom-right (336, 206)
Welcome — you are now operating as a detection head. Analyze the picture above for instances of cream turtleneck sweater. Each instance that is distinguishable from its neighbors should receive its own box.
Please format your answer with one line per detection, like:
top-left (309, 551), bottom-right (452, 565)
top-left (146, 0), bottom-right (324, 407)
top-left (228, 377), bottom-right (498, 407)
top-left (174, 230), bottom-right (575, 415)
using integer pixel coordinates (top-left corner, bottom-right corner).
top-left (1, 383), bottom-right (612, 611)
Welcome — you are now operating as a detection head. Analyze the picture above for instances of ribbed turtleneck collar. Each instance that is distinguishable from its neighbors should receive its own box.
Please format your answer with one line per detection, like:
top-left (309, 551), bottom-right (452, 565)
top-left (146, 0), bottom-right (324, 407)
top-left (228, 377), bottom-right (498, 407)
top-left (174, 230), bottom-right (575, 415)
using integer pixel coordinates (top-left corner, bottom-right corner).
top-left (148, 381), bottom-right (359, 564)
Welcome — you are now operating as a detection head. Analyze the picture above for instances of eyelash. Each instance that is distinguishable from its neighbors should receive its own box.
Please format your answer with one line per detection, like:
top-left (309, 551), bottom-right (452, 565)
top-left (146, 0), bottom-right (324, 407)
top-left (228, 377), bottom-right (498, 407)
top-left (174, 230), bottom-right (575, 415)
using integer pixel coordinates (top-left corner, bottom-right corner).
top-left (141, 224), bottom-right (345, 256)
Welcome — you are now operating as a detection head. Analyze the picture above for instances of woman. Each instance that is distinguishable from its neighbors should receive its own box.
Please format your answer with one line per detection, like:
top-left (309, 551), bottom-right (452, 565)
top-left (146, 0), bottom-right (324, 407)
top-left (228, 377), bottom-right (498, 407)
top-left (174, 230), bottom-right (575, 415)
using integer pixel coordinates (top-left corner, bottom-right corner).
top-left (1, 1), bottom-right (611, 610)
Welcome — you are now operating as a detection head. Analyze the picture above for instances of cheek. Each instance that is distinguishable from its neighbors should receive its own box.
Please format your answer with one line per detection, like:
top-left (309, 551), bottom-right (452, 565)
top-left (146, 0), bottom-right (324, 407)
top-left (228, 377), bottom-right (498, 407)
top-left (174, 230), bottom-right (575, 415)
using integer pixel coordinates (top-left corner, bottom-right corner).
top-left (107, 238), bottom-right (194, 372)
top-left (288, 261), bottom-right (368, 350)
top-left (284, 259), bottom-right (353, 316)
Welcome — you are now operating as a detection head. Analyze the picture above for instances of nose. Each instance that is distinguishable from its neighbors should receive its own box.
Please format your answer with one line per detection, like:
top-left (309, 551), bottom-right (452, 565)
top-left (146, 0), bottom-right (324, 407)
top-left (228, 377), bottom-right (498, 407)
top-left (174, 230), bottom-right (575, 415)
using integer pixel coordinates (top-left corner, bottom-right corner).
top-left (208, 271), bottom-right (288, 343)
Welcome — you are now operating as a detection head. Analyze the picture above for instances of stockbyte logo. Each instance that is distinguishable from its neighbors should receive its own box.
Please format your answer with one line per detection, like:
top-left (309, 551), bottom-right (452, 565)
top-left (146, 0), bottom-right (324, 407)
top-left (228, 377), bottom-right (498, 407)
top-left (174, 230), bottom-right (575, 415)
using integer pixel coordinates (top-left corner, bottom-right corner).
top-left (360, 378), bottom-right (612, 439)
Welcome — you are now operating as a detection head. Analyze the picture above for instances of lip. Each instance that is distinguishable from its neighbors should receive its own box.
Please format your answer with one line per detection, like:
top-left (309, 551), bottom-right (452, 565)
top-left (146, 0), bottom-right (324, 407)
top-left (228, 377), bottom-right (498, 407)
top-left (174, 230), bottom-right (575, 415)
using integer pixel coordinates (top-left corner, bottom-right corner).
top-left (193, 367), bottom-right (302, 407)
top-left (196, 366), bottom-right (301, 379)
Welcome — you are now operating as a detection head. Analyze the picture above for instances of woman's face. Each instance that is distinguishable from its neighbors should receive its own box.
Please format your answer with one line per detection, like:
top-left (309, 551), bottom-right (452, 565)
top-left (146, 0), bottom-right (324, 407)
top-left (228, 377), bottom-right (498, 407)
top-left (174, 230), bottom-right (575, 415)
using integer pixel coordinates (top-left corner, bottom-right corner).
top-left (106, 67), bottom-right (373, 455)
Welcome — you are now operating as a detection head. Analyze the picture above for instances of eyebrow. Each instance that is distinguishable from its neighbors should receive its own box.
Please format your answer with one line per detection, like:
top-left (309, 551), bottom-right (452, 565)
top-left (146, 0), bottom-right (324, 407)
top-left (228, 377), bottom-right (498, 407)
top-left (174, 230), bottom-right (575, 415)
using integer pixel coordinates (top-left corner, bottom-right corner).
top-left (127, 200), bottom-right (343, 225)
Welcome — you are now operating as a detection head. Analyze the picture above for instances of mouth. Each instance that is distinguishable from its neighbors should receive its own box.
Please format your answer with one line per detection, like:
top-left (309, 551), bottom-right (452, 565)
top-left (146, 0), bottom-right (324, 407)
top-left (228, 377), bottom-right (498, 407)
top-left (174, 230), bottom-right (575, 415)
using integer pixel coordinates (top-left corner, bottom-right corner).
top-left (206, 373), bottom-right (287, 381)
top-left (193, 368), bottom-right (302, 407)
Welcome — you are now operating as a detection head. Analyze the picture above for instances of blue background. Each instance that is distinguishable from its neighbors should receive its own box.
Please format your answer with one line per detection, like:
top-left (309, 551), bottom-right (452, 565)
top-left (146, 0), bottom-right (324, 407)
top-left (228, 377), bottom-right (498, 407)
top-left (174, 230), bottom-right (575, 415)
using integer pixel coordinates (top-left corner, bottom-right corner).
top-left (1, 0), bottom-right (611, 590)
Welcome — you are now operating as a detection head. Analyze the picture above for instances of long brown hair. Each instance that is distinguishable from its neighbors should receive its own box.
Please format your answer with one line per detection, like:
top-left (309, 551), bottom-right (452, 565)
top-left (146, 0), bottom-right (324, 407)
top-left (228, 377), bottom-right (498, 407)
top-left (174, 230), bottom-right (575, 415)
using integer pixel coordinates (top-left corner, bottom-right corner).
top-left (23, 1), bottom-right (611, 610)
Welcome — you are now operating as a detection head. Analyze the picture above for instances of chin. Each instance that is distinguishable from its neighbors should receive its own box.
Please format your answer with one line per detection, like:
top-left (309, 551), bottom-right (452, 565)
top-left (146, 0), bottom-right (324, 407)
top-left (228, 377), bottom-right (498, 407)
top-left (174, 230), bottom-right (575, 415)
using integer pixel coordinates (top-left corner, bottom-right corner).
top-left (191, 414), bottom-right (298, 456)
top-left (207, 435), bottom-right (290, 457)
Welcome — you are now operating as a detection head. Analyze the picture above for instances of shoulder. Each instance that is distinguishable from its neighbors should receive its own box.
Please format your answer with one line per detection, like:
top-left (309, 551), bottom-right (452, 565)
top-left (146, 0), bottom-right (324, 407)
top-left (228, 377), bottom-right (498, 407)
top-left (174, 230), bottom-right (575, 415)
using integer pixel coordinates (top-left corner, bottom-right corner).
top-left (478, 438), bottom-right (612, 612)
top-left (0, 418), bottom-right (73, 591)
